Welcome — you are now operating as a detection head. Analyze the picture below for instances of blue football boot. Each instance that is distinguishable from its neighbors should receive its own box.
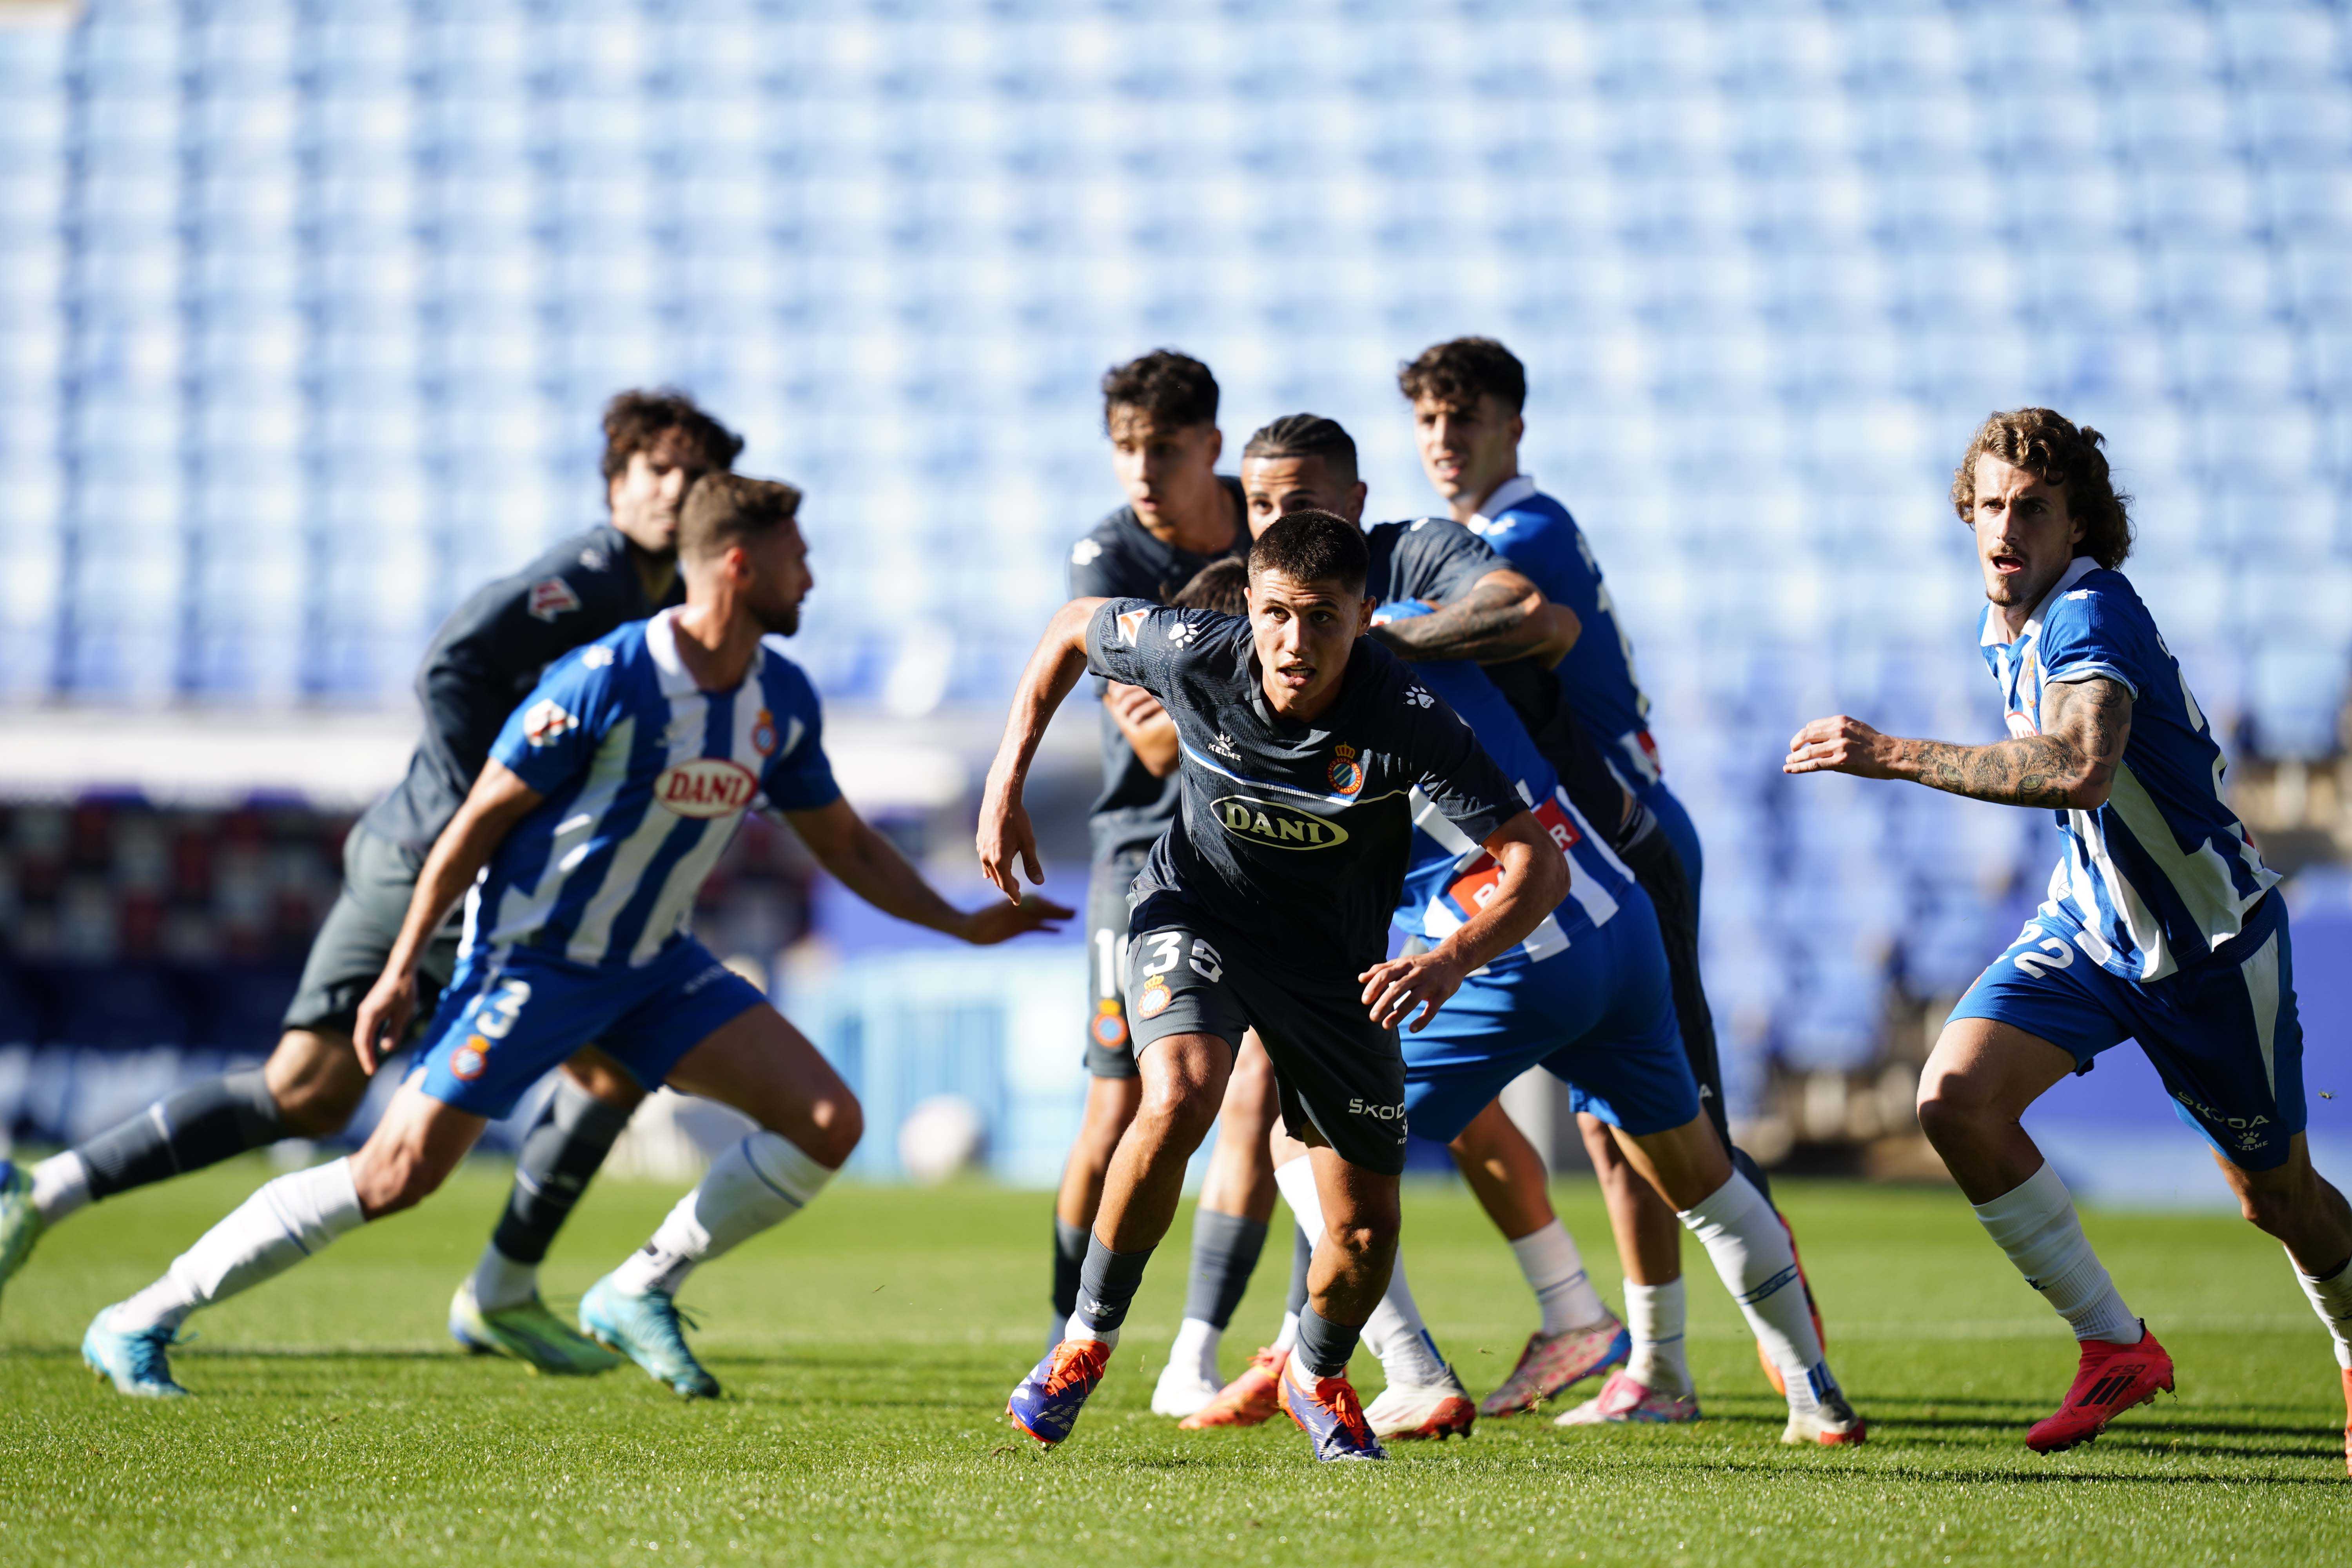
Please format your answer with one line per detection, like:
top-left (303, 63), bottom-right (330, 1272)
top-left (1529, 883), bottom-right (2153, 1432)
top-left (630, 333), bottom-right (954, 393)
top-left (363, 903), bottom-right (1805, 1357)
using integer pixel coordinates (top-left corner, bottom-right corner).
top-left (1279, 1355), bottom-right (1387, 1462)
top-left (83, 1307), bottom-right (191, 1398)
top-left (1007, 1338), bottom-right (1113, 1445)
top-left (578, 1274), bottom-right (720, 1399)
top-left (0, 1159), bottom-right (44, 1313)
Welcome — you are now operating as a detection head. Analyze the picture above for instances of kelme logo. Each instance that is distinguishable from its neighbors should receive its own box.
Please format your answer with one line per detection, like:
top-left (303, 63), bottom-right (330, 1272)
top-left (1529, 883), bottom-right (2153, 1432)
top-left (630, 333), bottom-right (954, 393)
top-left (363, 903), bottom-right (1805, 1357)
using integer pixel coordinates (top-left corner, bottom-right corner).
top-left (1212, 795), bottom-right (1350, 850)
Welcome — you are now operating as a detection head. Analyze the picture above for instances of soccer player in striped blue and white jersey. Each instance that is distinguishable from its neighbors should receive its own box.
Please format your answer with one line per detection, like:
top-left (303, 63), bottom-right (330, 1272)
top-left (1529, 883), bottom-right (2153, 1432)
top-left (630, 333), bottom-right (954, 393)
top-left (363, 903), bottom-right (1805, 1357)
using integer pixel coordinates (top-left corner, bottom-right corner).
top-left (1788, 409), bottom-right (2352, 1468)
top-left (79, 474), bottom-right (1064, 1399)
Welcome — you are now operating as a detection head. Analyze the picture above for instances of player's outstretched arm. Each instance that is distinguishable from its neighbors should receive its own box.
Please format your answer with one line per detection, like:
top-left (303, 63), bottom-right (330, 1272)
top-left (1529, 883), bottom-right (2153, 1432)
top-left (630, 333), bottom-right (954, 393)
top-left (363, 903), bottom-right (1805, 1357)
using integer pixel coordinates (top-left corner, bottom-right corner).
top-left (1783, 676), bottom-right (2132, 811)
top-left (1368, 569), bottom-right (1568, 665)
top-left (1358, 810), bottom-right (1570, 1032)
top-left (786, 796), bottom-right (1072, 943)
top-left (978, 597), bottom-right (1107, 903)
top-left (351, 761), bottom-right (544, 1073)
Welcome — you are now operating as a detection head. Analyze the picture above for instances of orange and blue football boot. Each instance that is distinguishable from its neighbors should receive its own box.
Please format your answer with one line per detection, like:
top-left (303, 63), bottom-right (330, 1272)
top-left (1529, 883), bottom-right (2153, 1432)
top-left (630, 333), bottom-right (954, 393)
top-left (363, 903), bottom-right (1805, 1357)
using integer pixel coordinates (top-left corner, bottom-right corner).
top-left (2025, 1326), bottom-right (2172, 1453)
top-left (1278, 1355), bottom-right (1387, 1462)
top-left (1180, 1344), bottom-right (1287, 1429)
top-left (1008, 1337), bottom-right (1113, 1446)
top-left (1758, 1213), bottom-right (1828, 1399)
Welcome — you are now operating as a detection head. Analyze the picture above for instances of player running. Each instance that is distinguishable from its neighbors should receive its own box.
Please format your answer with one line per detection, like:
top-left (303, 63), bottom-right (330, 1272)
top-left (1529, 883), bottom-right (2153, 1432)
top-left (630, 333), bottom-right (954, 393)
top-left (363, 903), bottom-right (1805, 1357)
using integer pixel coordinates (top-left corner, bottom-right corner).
top-left (1787, 408), bottom-right (2352, 1468)
top-left (1399, 336), bottom-right (1826, 1409)
top-left (1054, 350), bottom-right (1281, 1418)
top-left (0, 392), bottom-right (740, 1376)
top-left (983, 512), bottom-right (1568, 1461)
top-left (77, 475), bottom-right (1063, 1398)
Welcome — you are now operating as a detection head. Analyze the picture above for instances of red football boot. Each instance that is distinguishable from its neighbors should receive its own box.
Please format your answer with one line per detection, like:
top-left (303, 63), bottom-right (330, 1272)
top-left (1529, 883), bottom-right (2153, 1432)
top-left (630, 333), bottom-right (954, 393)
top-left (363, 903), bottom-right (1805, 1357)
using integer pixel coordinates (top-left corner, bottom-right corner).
top-left (2024, 1327), bottom-right (2173, 1454)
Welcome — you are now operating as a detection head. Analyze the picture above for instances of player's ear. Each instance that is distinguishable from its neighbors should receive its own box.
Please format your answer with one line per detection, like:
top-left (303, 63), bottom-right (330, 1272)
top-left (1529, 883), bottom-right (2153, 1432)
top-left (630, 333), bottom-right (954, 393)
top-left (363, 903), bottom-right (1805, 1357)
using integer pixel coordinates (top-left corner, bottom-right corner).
top-left (1347, 481), bottom-right (1368, 521)
top-left (1203, 426), bottom-right (1223, 466)
top-left (1358, 595), bottom-right (1376, 631)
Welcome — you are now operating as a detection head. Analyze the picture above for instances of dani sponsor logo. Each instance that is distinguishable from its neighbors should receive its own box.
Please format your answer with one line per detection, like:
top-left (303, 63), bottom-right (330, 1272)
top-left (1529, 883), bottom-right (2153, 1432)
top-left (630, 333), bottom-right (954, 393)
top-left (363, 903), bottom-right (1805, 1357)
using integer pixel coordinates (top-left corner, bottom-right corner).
top-left (1211, 794), bottom-right (1349, 850)
top-left (655, 757), bottom-right (760, 818)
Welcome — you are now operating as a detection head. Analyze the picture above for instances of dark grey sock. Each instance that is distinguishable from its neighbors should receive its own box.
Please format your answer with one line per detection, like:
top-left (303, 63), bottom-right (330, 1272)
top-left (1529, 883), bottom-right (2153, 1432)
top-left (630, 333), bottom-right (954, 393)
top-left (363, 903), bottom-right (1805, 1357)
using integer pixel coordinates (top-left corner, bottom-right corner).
top-left (1294, 1305), bottom-right (1361, 1379)
top-left (1073, 1234), bottom-right (1154, 1337)
top-left (489, 1079), bottom-right (634, 1265)
top-left (77, 1068), bottom-right (286, 1200)
top-left (1286, 1227), bottom-right (1313, 1317)
top-left (1051, 1218), bottom-right (1088, 1324)
top-left (1182, 1210), bottom-right (1269, 1330)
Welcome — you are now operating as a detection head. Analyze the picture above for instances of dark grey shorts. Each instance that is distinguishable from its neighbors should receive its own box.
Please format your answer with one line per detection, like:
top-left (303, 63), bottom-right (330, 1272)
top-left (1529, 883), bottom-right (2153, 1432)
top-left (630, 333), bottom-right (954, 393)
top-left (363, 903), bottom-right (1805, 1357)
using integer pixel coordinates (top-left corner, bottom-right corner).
top-left (281, 824), bottom-right (462, 1045)
top-left (1080, 851), bottom-right (1150, 1080)
top-left (1123, 895), bottom-right (1407, 1177)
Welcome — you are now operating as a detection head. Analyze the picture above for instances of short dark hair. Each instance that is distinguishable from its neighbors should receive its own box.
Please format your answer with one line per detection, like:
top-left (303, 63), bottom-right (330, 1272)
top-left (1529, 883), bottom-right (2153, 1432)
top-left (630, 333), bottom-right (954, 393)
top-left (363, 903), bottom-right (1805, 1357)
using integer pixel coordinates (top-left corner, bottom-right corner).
top-left (1397, 336), bottom-right (1527, 416)
top-left (602, 388), bottom-right (745, 487)
top-left (1172, 557), bottom-right (1250, 617)
top-left (1241, 414), bottom-right (1358, 486)
top-left (679, 473), bottom-right (802, 564)
top-left (1248, 509), bottom-right (1367, 596)
top-left (1101, 349), bottom-right (1218, 431)
top-left (1952, 408), bottom-right (2134, 570)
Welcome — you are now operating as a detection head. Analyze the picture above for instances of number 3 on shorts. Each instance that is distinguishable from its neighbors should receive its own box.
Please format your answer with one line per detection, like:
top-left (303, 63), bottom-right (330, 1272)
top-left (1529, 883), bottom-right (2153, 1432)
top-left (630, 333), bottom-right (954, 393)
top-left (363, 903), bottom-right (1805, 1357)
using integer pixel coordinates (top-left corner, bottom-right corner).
top-left (1141, 931), bottom-right (1223, 984)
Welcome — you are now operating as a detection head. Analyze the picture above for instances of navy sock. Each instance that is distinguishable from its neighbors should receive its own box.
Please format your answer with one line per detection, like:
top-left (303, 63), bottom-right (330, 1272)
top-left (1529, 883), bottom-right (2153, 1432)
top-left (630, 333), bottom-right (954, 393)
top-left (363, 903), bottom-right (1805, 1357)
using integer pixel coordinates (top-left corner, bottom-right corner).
top-left (490, 1079), bottom-right (634, 1265)
top-left (78, 1068), bottom-right (286, 1199)
top-left (1073, 1234), bottom-right (1154, 1338)
top-left (1285, 1227), bottom-right (1313, 1317)
top-left (1051, 1218), bottom-right (1088, 1323)
top-left (1182, 1210), bottom-right (1269, 1330)
top-left (1294, 1305), bottom-right (1361, 1379)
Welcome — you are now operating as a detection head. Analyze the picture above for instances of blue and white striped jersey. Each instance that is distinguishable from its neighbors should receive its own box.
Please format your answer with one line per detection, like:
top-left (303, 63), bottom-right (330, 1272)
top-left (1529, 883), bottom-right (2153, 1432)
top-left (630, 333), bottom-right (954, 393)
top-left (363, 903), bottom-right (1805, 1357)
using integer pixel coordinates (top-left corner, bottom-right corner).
top-left (1379, 606), bottom-right (1645, 970)
top-left (465, 609), bottom-right (840, 969)
top-left (1979, 557), bottom-right (2277, 982)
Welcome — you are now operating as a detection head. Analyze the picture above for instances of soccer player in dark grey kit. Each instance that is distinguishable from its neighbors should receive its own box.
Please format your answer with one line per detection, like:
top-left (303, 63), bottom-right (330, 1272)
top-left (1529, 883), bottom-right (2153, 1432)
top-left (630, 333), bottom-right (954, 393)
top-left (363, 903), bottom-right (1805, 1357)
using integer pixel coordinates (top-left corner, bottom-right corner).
top-left (0, 392), bottom-right (734, 1372)
top-left (984, 511), bottom-right (1569, 1461)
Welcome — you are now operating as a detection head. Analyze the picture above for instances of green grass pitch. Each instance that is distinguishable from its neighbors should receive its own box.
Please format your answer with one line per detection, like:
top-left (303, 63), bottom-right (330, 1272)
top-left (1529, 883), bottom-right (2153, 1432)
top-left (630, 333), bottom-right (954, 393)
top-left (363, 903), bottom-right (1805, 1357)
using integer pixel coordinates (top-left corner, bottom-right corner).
top-left (3, 1161), bottom-right (2347, 1567)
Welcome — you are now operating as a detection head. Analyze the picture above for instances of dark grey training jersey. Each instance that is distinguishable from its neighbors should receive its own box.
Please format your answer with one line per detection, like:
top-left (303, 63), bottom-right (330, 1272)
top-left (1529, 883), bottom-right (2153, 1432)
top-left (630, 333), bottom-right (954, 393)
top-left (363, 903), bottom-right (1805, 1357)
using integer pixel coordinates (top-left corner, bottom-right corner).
top-left (1084, 598), bottom-right (1523, 977)
top-left (361, 525), bottom-right (683, 852)
top-left (1068, 479), bottom-right (1249, 863)
top-left (1362, 515), bottom-right (1505, 611)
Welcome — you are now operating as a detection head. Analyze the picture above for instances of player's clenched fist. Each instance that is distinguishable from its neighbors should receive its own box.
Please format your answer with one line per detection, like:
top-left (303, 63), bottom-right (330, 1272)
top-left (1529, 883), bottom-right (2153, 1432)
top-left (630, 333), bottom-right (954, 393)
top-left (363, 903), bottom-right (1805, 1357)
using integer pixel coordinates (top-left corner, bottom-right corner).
top-left (1359, 949), bottom-right (1466, 1033)
top-left (1784, 714), bottom-right (1899, 779)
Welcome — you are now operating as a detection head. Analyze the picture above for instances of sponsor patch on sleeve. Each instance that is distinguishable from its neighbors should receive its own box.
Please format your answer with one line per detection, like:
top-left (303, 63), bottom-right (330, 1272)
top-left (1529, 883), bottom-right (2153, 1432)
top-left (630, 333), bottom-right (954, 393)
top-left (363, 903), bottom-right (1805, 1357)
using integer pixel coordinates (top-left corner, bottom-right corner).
top-left (528, 576), bottom-right (583, 622)
top-left (1116, 608), bottom-right (1149, 646)
top-left (521, 699), bottom-right (578, 747)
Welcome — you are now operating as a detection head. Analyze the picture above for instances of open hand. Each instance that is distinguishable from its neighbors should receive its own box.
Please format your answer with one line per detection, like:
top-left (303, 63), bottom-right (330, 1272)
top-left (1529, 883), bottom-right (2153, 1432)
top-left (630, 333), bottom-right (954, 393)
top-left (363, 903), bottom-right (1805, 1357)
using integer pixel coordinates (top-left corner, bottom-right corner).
top-left (1358, 949), bottom-right (1465, 1033)
top-left (350, 966), bottom-right (418, 1075)
top-left (961, 894), bottom-right (1074, 945)
top-left (975, 781), bottom-right (1044, 904)
top-left (1784, 715), bottom-right (1898, 779)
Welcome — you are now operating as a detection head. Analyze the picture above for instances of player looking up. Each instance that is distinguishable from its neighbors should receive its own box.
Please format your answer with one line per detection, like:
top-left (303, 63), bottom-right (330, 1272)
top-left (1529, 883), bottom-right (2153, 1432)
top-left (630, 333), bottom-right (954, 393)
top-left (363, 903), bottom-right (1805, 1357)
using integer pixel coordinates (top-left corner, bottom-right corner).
top-left (1054, 350), bottom-right (1278, 1419)
top-left (1399, 336), bottom-right (1825, 1405)
top-left (75, 475), bottom-right (1063, 1398)
top-left (0, 392), bottom-right (740, 1375)
top-left (982, 512), bottom-right (1568, 1461)
top-left (1788, 409), bottom-right (2352, 1468)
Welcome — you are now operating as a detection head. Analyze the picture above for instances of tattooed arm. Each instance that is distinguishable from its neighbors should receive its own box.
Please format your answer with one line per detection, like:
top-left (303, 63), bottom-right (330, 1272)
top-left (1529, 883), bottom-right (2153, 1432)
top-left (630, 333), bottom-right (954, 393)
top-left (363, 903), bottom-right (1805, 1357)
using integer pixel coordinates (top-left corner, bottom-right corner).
top-left (1782, 677), bottom-right (2133, 810)
top-left (1367, 569), bottom-right (1563, 663)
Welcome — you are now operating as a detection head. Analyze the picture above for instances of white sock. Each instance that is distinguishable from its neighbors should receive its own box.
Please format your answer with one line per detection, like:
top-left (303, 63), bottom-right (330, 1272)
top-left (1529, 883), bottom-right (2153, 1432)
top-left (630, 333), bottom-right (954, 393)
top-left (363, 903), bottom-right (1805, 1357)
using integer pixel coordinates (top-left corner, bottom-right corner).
top-left (609, 1131), bottom-right (833, 1297)
top-left (1362, 1251), bottom-right (1453, 1388)
top-left (1168, 1316), bottom-right (1220, 1384)
top-left (1623, 1279), bottom-right (1691, 1396)
top-left (1970, 1161), bottom-right (2140, 1345)
top-left (1679, 1172), bottom-right (1834, 1411)
top-left (31, 1151), bottom-right (93, 1226)
top-left (1273, 1312), bottom-right (1301, 1353)
top-left (468, 1244), bottom-right (541, 1312)
top-left (1509, 1219), bottom-right (1609, 1334)
top-left (1272, 1154), bottom-right (1322, 1238)
top-left (112, 1158), bottom-right (364, 1333)
top-left (2292, 1252), bottom-right (2352, 1370)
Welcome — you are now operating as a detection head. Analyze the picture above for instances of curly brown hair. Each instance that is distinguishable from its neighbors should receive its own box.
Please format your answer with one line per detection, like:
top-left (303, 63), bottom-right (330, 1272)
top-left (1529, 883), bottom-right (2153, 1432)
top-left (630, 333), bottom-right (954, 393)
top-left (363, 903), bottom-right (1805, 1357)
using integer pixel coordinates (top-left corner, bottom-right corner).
top-left (1101, 349), bottom-right (1218, 430)
top-left (1951, 408), bottom-right (2134, 570)
top-left (601, 388), bottom-right (745, 486)
top-left (1397, 336), bottom-right (1526, 415)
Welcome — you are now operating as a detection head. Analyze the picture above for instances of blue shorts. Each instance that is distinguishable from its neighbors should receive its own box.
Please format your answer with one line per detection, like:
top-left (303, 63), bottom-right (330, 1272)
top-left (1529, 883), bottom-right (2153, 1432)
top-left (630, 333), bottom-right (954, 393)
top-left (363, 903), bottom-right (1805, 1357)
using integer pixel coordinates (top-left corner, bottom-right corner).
top-left (1948, 893), bottom-right (2304, 1171)
top-left (1403, 904), bottom-right (1700, 1145)
top-left (410, 937), bottom-right (767, 1121)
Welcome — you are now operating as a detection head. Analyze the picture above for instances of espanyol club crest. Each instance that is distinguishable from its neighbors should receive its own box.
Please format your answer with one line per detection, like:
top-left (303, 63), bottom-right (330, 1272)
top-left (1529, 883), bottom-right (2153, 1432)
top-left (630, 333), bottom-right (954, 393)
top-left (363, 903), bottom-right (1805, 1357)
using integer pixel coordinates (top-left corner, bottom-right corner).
top-left (521, 699), bottom-right (577, 748)
top-left (1136, 975), bottom-right (1172, 1020)
top-left (654, 757), bottom-right (760, 818)
top-left (1091, 1000), bottom-right (1129, 1050)
top-left (450, 1035), bottom-right (491, 1081)
top-left (752, 707), bottom-right (778, 757)
top-left (1328, 742), bottom-right (1364, 797)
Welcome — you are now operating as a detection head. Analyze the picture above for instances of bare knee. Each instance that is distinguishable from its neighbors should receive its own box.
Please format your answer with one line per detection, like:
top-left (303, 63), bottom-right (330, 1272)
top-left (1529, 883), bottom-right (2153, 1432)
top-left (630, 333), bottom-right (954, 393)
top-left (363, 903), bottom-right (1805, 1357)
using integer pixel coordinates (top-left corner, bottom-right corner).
top-left (264, 1032), bottom-right (370, 1138)
top-left (1915, 1065), bottom-right (1998, 1151)
top-left (1137, 1077), bottom-right (1220, 1148)
top-left (349, 1145), bottom-right (446, 1218)
top-left (800, 1088), bottom-right (863, 1170)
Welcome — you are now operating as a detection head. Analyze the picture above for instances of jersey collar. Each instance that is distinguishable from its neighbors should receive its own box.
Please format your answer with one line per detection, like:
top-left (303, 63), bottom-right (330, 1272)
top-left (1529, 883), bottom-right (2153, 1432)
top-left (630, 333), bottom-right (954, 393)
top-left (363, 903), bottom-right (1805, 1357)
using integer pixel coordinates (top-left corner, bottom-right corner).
top-left (1470, 474), bottom-right (1539, 527)
top-left (1980, 555), bottom-right (2099, 648)
top-left (644, 607), bottom-right (764, 699)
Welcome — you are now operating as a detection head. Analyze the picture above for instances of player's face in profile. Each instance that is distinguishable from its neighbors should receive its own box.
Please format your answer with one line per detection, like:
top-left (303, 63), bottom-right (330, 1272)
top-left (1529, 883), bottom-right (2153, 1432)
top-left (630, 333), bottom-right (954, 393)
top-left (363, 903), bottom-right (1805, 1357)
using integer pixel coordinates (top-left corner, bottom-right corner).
top-left (1240, 455), bottom-right (1369, 537)
top-left (1245, 567), bottom-right (1374, 720)
top-left (608, 428), bottom-right (713, 557)
top-left (1969, 453), bottom-right (2084, 613)
top-left (740, 520), bottom-right (813, 635)
top-left (1412, 393), bottom-right (1521, 506)
top-left (1107, 406), bottom-right (1222, 528)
